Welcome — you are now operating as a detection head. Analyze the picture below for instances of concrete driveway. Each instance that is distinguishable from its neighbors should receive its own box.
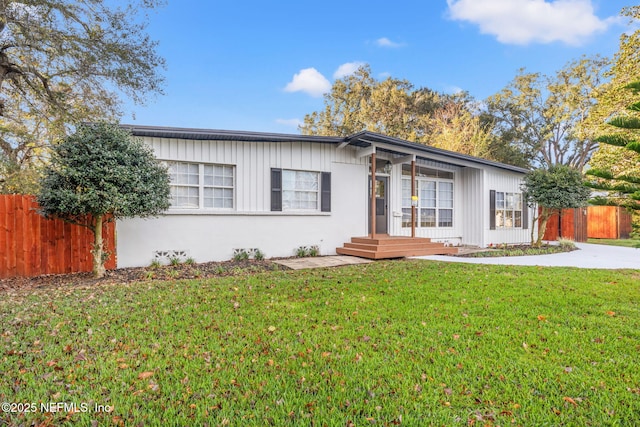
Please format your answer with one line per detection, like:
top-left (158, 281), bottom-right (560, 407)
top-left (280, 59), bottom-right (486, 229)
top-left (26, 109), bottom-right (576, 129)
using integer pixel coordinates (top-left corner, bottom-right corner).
top-left (413, 242), bottom-right (639, 269)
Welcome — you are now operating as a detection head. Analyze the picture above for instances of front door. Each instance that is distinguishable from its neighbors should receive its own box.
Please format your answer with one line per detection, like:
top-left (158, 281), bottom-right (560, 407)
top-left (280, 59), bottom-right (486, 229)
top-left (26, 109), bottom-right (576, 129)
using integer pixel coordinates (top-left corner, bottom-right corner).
top-left (369, 176), bottom-right (388, 234)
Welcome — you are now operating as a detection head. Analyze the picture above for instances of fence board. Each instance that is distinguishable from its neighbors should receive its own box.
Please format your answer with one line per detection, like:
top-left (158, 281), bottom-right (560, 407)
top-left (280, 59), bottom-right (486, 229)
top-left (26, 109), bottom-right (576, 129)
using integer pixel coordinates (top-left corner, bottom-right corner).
top-left (619, 209), bottom-right (633, 239)
top-left (0, 196), bottom-right (7, 276)
top-left (6, 196), bottom-right (16, 277)
top-left (0, 195), bottom-right (116, 279)
top-left (587, 206), bottom-right (633, 239)
top-left (541, 208), bottom-right (588, 242)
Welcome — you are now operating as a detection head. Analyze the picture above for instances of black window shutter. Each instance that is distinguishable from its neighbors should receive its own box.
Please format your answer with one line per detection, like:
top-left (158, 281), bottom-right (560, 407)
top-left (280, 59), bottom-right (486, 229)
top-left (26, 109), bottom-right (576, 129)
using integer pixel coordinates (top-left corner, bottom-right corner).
top-left (522, 192), bottom-right (528, 229)
top-left (321, 172), bottom-right (331, 212)
top-left (271, 168), bottom-right (282, 212)
top-left (489, 190), bottom-right (496, 230)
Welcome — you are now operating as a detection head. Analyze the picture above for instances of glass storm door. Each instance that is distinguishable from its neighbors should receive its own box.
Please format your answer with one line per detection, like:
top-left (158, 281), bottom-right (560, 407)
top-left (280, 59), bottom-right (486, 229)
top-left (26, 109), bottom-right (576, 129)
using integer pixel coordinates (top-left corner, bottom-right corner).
top-left (369, 176), bottom-right (388, 234)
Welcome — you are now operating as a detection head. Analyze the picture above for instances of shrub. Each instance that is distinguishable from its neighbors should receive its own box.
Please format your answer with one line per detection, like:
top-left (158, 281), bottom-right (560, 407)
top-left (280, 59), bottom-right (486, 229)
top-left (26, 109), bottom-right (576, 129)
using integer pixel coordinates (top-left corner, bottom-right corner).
top-left (233, 250), bottom-right (250, 262)
top-left (557, 238), bottom-right (577, 251)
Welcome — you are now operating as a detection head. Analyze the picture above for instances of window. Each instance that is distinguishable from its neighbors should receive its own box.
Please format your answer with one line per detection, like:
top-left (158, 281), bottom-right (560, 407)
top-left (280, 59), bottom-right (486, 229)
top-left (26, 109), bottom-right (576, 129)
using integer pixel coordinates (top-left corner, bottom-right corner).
top-left (167, 161), bottom-right (234, 209)
top-left (492, 191), bottom-right (523, 228)
top-left (401, 164), bottom-right (454, 228)
top-left (271, 169), bottom-right (331, 212)
top-left (282, 170), bottom-right (319, 210)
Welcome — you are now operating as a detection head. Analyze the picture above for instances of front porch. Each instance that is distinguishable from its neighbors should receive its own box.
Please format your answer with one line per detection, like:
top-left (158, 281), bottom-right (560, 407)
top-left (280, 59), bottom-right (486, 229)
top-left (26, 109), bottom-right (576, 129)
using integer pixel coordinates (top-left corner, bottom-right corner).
top-left (336, 235), bottom-right (458, 259)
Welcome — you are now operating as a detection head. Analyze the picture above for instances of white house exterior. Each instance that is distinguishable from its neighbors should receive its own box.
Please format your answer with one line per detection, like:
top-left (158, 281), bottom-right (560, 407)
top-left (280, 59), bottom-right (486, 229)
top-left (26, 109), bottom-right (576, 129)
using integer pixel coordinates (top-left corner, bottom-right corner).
top-left (116, 126), bottom-right (535, 268)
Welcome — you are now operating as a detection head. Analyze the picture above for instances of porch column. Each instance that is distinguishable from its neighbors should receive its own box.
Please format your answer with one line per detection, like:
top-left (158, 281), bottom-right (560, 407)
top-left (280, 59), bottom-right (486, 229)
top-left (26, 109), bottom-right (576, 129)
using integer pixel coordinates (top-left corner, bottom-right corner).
top-left (411, 159), bottom-right (416, 238)
top-left (370, 153), bottom-right (376, 238)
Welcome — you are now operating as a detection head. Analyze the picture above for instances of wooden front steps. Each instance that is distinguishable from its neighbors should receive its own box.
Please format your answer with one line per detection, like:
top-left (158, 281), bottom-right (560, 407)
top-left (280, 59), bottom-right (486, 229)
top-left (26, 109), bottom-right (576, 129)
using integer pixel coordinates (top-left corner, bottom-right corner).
top-left (336, 235), bottom-right (458, 259)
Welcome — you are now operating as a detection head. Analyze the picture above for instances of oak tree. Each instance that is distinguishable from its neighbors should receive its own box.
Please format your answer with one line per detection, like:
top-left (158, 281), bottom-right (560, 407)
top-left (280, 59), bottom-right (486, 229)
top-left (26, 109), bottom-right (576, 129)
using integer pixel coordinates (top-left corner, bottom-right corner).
top-left (300, 65), bottom-right (522, 165)
top-left (0, 0), bottom-right (165, 192)
top-left (486, 56), bottom-right (607, 169)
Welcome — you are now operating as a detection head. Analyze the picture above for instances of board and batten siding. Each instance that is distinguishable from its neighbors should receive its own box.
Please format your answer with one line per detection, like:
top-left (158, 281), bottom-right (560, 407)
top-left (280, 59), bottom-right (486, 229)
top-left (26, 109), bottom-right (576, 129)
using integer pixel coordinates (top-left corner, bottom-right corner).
top-left (116, 137), bottom-right (368, 268)
top-left (460, 167), bottom-right (484, 247)
top-left (483, 168), bottom-right (535, 246)
top-left (147, 137), bottom-right (357, 212)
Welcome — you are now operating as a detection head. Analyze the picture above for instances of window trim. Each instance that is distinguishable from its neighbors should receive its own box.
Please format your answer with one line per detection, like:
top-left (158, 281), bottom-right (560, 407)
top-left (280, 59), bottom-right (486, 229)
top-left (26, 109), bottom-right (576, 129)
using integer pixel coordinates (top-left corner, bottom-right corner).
top-left (271, 168), bottom-right (331, 213)
top-left (166, 161), bottom-right (235, 211)
top-left (491, 190), bottom-right (525, 229)
top-left (401, 166), bottom-right (455, 229)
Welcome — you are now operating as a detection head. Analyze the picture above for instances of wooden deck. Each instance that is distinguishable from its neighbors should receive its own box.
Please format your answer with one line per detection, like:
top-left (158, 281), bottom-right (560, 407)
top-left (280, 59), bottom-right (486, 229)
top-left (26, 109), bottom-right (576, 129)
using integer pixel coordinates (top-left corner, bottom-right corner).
top-left (336, 235), bottom-right (458, 259)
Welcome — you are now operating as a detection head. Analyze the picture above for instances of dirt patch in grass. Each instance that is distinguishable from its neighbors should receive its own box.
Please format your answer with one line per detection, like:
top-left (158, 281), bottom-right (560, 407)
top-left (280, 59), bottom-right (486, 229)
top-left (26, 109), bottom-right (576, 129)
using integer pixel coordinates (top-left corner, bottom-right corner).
top-left (0, 259), bottom-right (282, 294)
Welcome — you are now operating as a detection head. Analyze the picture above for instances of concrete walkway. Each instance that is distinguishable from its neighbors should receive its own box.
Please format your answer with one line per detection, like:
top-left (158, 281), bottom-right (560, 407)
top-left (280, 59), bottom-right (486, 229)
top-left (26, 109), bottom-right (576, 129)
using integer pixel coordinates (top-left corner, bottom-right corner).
top-left (413, 242), bottom-right (639, 269)
top-left (274, 255), bottom-right (373, 270)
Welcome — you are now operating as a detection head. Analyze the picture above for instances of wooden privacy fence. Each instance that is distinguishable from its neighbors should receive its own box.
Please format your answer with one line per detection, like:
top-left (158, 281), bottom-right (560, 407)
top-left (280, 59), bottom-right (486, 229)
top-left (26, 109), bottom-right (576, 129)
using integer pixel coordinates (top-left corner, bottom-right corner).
top-left (587, 206), bottom-right (633, 239)
top-left (541, 206), bottom-right (634, 242)
top-left (0, 195), bottom-right (116, 279)
top-left (541, 207), bottom-right (588, 242)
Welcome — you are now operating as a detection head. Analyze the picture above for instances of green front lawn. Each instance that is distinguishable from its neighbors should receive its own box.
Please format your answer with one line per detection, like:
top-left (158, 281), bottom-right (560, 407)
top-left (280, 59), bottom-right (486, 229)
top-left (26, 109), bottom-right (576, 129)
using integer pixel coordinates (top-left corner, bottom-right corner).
top-left (588, 238), bottom-right (640, 248)
top-left (2, 261), bottom-right (639, 426)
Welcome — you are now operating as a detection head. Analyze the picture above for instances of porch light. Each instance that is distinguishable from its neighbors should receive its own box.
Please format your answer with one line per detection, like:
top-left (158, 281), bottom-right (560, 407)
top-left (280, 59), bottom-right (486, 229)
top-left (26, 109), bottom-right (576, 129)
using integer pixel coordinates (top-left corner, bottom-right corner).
top-left (383, 163), bottom-right (393, 174)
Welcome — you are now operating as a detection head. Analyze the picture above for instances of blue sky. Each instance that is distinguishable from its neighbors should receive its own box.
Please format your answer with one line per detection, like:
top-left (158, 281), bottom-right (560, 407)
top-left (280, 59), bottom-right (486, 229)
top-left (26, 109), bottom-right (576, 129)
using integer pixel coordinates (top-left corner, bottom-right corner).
top-left (122, 0), bottom-right (630, 134)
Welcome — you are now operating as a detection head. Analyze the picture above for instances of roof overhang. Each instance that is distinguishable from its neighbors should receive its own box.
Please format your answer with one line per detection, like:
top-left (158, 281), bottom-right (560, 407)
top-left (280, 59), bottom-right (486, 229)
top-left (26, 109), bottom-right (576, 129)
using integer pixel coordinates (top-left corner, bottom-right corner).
top-left (121, 124), bottom-right (343, 144)
top-left (122, 125), bottom-right (528, 174)
top-left (343, 131), bottom-right (529, 174)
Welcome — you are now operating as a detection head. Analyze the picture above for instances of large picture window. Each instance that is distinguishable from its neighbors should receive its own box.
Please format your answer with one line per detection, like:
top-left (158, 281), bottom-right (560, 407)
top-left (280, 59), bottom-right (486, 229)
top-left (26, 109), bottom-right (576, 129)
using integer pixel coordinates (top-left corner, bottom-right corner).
top-left (167, 161), bottom-right (235, 209)
top-left (401, 164), bottom-right (454, 228)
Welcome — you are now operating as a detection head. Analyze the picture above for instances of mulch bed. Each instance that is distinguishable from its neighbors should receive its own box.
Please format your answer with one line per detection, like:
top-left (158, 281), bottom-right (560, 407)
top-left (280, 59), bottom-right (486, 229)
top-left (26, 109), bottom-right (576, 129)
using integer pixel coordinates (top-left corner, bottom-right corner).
top-left (0, 259), bottom-right (282, 294)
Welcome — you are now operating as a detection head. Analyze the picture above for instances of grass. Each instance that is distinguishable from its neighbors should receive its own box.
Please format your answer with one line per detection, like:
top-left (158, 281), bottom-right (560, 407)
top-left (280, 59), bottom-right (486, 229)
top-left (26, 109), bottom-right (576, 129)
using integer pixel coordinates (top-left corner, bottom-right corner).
top-left (464, 243), bottom-right (574, 258)
top-left (588, 238), bottom-right (640, 248)
top-left (1, 261), bottom-right (640, 426)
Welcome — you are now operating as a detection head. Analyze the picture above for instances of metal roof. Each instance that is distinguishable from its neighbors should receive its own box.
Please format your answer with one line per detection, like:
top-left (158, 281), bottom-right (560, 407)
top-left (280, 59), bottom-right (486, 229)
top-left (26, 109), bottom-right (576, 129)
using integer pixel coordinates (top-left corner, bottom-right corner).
top-left (122, 125), bottom-right (528, 174)
top-left (121, 124), bottom-right (343, 144)
top-left (345, 131), bottom-right (530, 174)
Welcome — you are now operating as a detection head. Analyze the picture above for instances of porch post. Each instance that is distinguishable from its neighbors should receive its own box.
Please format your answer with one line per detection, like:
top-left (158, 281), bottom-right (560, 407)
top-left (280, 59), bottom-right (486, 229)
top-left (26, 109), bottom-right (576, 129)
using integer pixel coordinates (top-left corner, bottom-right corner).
top-left (411, 159), bottom-right (416, 238)
top-left (370, 153), bottom-right (376, 238)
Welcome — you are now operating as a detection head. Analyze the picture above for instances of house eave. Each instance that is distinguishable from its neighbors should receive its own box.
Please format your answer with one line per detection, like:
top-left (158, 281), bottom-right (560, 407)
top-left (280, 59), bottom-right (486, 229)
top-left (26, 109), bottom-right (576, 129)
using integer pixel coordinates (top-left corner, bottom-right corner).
top-left (344, 131), bottom-right (529, 174)
top-left (121, 125), bottom-right (529, 174)
top-left (121, 124), bottom-right (344, 144)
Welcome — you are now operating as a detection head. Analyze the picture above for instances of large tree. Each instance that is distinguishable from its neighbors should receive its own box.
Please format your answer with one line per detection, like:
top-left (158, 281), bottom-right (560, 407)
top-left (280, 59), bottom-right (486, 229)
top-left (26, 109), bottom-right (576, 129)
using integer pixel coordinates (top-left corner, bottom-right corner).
top-left (586, 81), bottom-right (640, 211)
top-left (521, 165), bottom-right (591, 247)
top-left (0, 0), bottom-right (165, 192)
top-left (486, 56), bottom-right (608, 169)
top-left (585, 7), bottom-right (640, 214)
top-left (37, 123), bottom-right (170, 278)
top-left (300, 65), bottom-right (524, 165)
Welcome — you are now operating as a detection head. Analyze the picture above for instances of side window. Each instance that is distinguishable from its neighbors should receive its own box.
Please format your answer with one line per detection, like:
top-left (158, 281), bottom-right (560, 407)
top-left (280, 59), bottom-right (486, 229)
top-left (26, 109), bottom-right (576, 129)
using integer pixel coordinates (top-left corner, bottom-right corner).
top-left (167, 161), bottom-right (235, 209)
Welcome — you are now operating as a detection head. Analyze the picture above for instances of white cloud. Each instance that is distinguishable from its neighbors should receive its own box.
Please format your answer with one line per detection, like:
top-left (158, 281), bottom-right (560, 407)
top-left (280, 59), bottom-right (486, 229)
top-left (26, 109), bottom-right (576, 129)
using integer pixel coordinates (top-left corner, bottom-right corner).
top-left (333, 62), bottom-right (365, 79)
top-left (445, 85), bottom-right (465, 94)
top-left (284, 68), bottom-right (331, 97)
top-left (275, 118), bottom-right (302, 128)
top-left (375, 37), bottom-right (404, 48)
top-left (446, 0), bottom-right (612, 45)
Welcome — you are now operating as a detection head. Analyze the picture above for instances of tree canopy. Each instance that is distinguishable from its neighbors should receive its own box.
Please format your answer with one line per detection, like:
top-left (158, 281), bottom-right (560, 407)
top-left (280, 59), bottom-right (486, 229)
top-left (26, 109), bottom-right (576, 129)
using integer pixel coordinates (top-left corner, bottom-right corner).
top-left (485, 56), bottom-right (607, 170)
top-left (299, 65), bottom-right (525, 166)
top-left (37, 123), bottom-right (170, 277)
top-left (0, 0), bottom-right (165, 192)
top-left (585, 6), bottom-right (640, 215)
top-left (521, 165), bottom-right (590, 247)
top-left (586, 81), bottom-right (640, 211)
